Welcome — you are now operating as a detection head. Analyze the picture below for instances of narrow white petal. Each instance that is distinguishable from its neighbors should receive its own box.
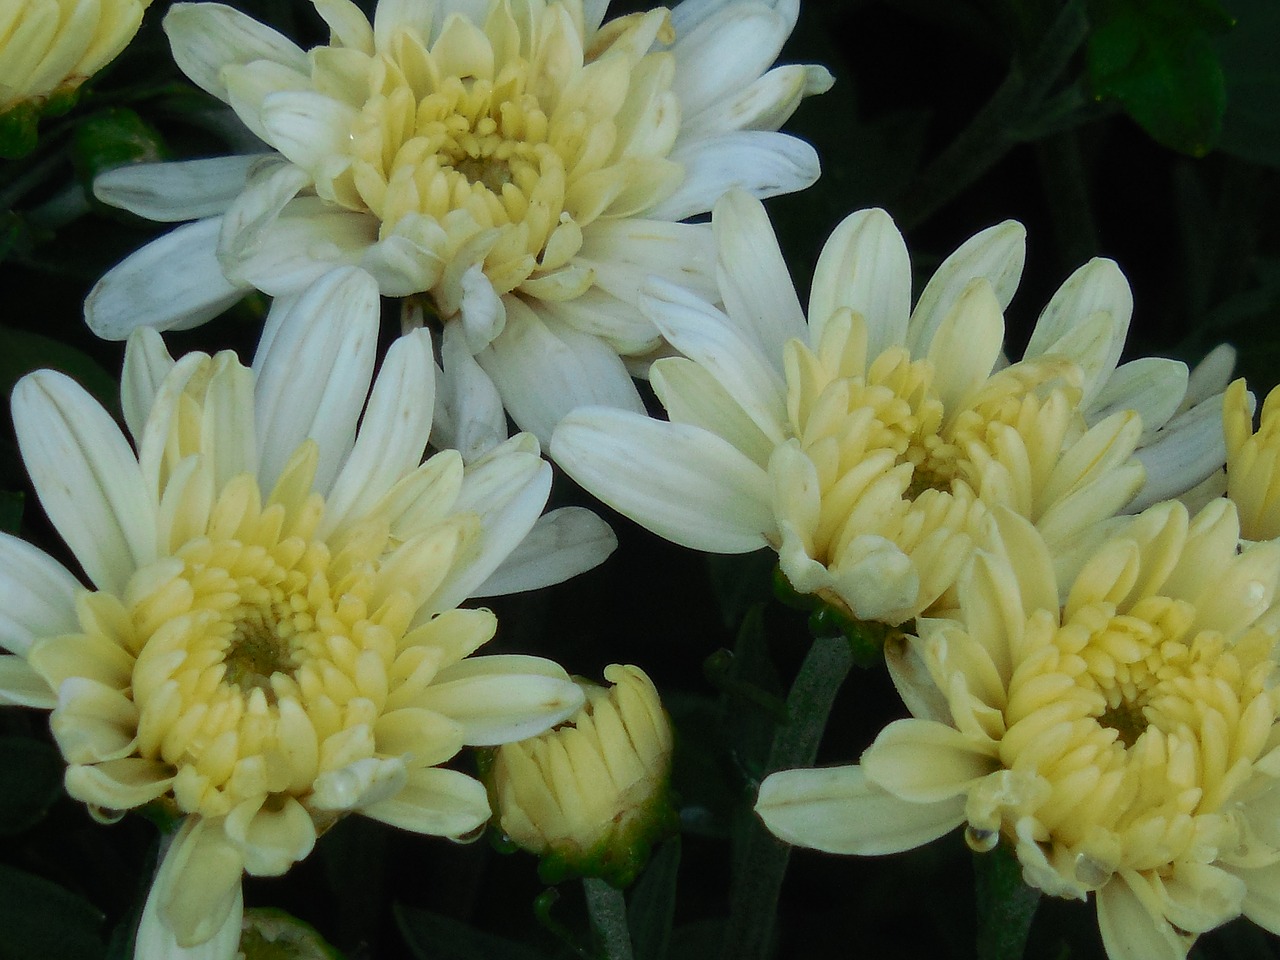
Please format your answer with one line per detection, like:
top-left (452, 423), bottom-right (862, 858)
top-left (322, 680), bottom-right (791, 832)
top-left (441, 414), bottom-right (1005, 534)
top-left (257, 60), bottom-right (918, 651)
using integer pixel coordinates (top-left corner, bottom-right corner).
top-left (0, 656), bottom-right (57, 708)
top-left (925, 279), bottom-right (1005, 412)
top-left (576, 219), bottom-right (718, 308)
top-left (260, 91), bottom-right (360, 169)
top-left (222, 198), bottom-right (378, 294)
top-left (252, 267), bottom-right (380, 494)
top-left (1096, 873), bottom-right (1191, 960)
top-left (431, 320), bottom-right (508, 463)
top-left (1088, 357), bottom-right (1188, 439)
top-left (712, 190), bottom-right (807, 369)
top-left (215, 157), bottom-right (312, 267)
top-left (1184, 343), bottom-right (1235, 410)
top-left (639, 278), bottom-right (787, 443)
top-left (670, 0), bottom-right (799, 44)
top-left (648, 131), bottom-right (820, 223)
top-left (85, 218), bottom-right (248, 340)
top-left (419, 655), bottom-right (584, 744)
top-left (670, 1), bottom-right (790, 118)
top-left (121, 329), bottom-right (176, 444)
top-left (137, 818), bottom-right (244, 955)
top-left (473, 506), bottom-right (617, 596)
top-left (322, 328), bottom-right (435, 535)
top-left (93, 155), bottom-right (270, 222)
top-left (552, 408), bottom-right (775, 552)
top-left (809, 207), bottom-right (911, 359)
top-left (1131, 395), bottom-right (1227, 511)
top-left (13, 372), bottom-right (155, 595)
top-left (313, 0), bottom-right (375, 53)
top-left (755, 765), bottom-right (964, 855)
top-left (164, 2), bottom-right (308, 102)
top-left (1026, 258), bottom-right (1132, 376)
top-left (477, 299), bottom-right (645, 446)
top-left (537, 290), bottom-right (662, 357)
top-left (650, 357), bottom-right (777, 465)
top-left (372, 0), bottom-right (436, 51)
top-left (686, 63), bottom-right (834, 136)
top-left (0, 532), bottom-right (82, 655)
top-left (361, 767), bottom-right (490, 840)
top-left (907, 220), bottom-right (1025, 356)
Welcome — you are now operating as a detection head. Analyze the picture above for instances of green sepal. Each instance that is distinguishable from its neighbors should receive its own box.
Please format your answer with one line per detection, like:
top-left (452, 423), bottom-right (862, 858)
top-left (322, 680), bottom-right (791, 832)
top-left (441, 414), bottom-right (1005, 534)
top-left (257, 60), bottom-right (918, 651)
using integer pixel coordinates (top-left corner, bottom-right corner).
top-left (0, 100), bottom-right (44, 160)
top-left (771, 564), bottom-right (907, 667)
top-left (1086, 0), bottom-right (1233, 155)
top-left (71, 107), bottom-right (168, 193)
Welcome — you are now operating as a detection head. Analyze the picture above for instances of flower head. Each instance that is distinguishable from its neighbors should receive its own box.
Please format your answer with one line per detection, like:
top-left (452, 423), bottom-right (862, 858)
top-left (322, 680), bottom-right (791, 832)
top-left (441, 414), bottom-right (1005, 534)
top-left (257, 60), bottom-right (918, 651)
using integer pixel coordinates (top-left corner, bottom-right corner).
top-left (0, 269), bottom-right (600, 958)
top-left (86, 0), bottom-right (831, 443)
top-left (485, 663), bottom-right (675, 887)
top-left (553, 192), bottom-right (1216, 626)
top-left (0, 0), bottom-right (150, 141)
top-left (756, 501), bottom-right (1280, 960)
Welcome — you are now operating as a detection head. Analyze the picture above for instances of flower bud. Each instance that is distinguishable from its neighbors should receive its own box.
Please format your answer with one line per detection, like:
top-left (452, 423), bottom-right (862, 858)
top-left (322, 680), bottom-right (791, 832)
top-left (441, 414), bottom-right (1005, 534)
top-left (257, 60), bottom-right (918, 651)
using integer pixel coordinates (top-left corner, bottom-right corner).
top-left (487, 665), bottom-right (676, 887)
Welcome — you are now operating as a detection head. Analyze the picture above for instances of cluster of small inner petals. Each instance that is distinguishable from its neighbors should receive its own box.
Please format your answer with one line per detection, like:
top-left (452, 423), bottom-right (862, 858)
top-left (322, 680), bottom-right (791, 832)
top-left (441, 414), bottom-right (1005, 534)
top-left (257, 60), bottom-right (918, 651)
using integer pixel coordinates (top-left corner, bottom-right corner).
top-left (305, 0), bottom-right (678, 305)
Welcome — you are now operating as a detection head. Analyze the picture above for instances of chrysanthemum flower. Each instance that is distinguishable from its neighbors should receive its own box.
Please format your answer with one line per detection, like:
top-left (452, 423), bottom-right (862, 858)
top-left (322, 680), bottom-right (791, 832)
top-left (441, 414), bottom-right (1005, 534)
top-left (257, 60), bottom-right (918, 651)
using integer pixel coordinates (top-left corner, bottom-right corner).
top-left (85, 0), bottom-right (831, 444)
top-left (1225, 377), bottom-right (1280, 541)
top-left (554, 191), bottom-right (1217, 626)
top-left (0, 0), bottom-right (150, 116)
top-left (756, 501), bottom-right (1280, 960)
top-left (0, 268), bottom-right (601, 959)
top-left (486, 663), bottom-right (675, 886)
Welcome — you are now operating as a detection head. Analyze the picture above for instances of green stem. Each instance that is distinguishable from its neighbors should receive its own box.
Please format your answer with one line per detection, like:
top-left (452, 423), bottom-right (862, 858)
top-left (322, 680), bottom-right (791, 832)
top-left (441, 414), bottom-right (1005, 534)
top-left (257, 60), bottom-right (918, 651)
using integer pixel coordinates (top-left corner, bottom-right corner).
top-left (974, 841), bottom-right (1041, 960)
top-left (718, 635), bottom-right (855, 960)
top-left (584, 877), bottom-right (634, 960)
top-left (897, 0), bottom-right (1090, 231)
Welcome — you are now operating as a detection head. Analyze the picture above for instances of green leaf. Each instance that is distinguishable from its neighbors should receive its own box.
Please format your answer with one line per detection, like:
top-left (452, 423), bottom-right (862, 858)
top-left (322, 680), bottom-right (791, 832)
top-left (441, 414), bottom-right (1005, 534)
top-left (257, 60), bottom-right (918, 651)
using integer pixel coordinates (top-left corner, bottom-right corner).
top-left (1215, 0), bottom-right (1280, 167)
top-left (0, 864), bottom-right (106, 960)
top-left (974, 842), bottom-right (1041, 960)
top-left (70, 108), bottom-right (168, 190)
top-left (0, 100), bottom-right (44, 160)
top-left (0, 325), bottom-right (119, 416)
top-left (394, 905), bottom-right (550, 960)
top-left (0, 736), bottom-right (63, 835)
top-left (1087, 0), bottom-right (1232, 155)
top-left (627, 837), bottom-right (680, 960)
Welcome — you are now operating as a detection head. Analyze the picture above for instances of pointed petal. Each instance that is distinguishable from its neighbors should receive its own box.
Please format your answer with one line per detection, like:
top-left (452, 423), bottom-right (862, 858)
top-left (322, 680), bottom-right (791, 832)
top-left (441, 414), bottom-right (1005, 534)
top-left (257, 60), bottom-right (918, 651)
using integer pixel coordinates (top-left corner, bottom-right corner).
top-left (418, 655), bottom-right (584, 744)
top-left (1096, 872), bottom-right (1193, 960)
top-left (121, 329), bottom-right (176, 444)
top-left (431, 320), bottom-right (507, 462)
top-left (164, 1), bottom-right (308, 102)
top-left (473, 506), bottom-right (617, 596)
top-left (93, 155), bottom-right (269, 222)
top-left (361, 766), bottom-right (490, 839)
top-left (670, 0), bottom-right (790, 118)
top-left (862, 718), bottom-right (997, 802)
top-left (0, 533), bottom-right (81, 655)
top-left (147, 817), bottom-right (245, 950)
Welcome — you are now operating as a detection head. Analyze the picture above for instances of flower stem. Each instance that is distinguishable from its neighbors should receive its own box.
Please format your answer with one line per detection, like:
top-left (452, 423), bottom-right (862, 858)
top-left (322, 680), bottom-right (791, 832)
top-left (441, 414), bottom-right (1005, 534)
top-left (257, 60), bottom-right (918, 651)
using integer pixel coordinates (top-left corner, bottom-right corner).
top-left (974, 842), bottom-right (1041, 960)
top-left (718, 635), bottom-right (854, 960)
top-left (584, 877), bottom-right (634, 960)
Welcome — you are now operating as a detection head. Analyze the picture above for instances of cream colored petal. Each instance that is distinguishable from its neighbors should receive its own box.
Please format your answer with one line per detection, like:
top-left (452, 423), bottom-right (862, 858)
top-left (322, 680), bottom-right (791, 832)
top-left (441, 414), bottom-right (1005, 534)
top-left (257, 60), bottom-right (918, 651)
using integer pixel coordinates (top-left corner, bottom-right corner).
top-left (164, 2), bottom-right (308, 102)
top-left (135, 823), bottom-right (243, 960)
top-left (417, 655), bottom-right (585, 745)
top-left (154, 817), bottom-right (245, 949)
top-left (827, 535), bottom-right (920, 625)
top-left (651, 357), bottom-right (777, 465)
top-left (1158, 863), bottom-right (1245, 934)
top-left (711, 189), bottom-right (807, 372)
top-left (1230, 861), bottom-right (1280, 934)
top-left (13, 371), bottom-right (155, 595)
top-left (260, 91), bottom-right (360, 170)
top-left (1026, 258), bottom-right (1132, 393)
top-left (552, 409), bottom-right (775, 553)
top-left (215, 157), bottom-right (312, 266)
top-left (755, 764), bottom-right (965, 855)
top-left (65, 757), bottom-right (174, 811)
top-left (0, 655), bottom-right (56, 708)
top-left (478, 299), bottom-right (645, 447)
top-left (473, 507), bottom-right (616, 596)
top-left (685, 63), bottom-right (833, 136)
top-left (1096, 872), bottom-right (1195, 960)
top-left (576, 219), bottom-right (718, 309)
top-left (121, 328), bottom-right (176, 444)
top-left (50, 677), bottom-right (138, 764)
top-left (430, 320), bottom-right (507, 462)
top-left (85, 218), bottom-right (247, 340)
top-left (314, 0), bottom-right (375, 52)
top-left (1088, 357), bottom-right (1187, 439)
top-left (908, 220), bottom-right (1025, 356)
top-left (1184, 342), bottom-right (1235, 410)
top-left (808, 207), bottom-right (910, 360)
top-left (224, 795), bottom-right (316, 876)
top-left (372, 0), bottom-right (436, 50)
top-left (0, 532), bottom-right (81, 655)
top-left (374, 707), bottom-right (465, 765)
top-left (925, 279), bottom-right (1005, 412)
top-left (862, 718), bottom-right (997, 802)
top-left (361, 766), bottom-right (490, 839)
top-left (222, 199), bottom-right (378, 294)
top-left (310, 756), bottom-right (407, 811)
top-left (94, 155), bottom-right (269, 223)
top-left (669, 0), bottom-right (790, 117)
top-left (651, 131), bottom-right (819, 223)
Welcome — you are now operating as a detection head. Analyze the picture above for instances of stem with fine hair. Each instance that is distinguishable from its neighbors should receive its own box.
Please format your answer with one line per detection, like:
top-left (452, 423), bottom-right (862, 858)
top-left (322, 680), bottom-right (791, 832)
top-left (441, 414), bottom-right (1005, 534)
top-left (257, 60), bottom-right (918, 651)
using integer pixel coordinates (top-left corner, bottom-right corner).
top-left (584, 877), bottom-right (635, 960)
top-left (718, 634), bottom-right (855, 960)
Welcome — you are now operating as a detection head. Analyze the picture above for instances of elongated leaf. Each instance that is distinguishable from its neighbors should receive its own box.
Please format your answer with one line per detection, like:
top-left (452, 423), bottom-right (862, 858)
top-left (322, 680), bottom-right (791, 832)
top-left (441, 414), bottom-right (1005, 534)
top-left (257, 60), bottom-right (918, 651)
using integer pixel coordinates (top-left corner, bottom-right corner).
top-left (0, 864), bottom-right (106, 960)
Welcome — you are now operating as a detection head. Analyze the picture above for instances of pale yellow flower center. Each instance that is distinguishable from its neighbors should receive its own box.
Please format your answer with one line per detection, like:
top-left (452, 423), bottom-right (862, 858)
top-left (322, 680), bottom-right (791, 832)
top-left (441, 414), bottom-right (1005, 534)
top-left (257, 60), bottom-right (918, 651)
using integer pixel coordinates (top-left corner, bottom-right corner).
top-left (309, 2), bottom-right (682, 305)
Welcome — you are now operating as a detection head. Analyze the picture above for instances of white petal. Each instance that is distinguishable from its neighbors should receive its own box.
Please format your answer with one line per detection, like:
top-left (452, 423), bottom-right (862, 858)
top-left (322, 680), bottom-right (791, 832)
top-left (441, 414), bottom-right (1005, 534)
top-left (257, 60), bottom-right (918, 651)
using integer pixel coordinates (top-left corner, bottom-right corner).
top-left (809, 207), bottom-right (911, 359)
top-left (260, 91), bottom-right (359, 169)
top-left (908, 220), bottom-right (1025, 356)
top-left (252, 267), bottom-right (380, 494)
top-left (1026, 258), bottom-right (1132, 393)
top-left (711, 189), bottom-right (807, 369)
top-left (321, 328), bottom-right (435, 535)
top-left (576, 219), bottom-right (718, 308)
top-left (1096, 872), bottom-right (1193, 960)
top-left (0, 656), bottom-right (56, 708)
top-left (93, 155), bottom-right (270, 222)
top-left (477, 299), bottom-right (645, 446)
top-left (1088, 357), bottom-right (1188, 439)
top-left (313, 0), bottom-right (375, 53)
top-left (458, 264), bottom-right (506, 352)
top-left (0, 532), bottom-right (82, 655)
top-left (755, 765), bottom-right (964, 855)
top-left (164, 2), bottom-right (308, 102)
top-left (639, 278), bottom-right (788, 443)
top-left (1131, 395), bottom-right (1227, 512)
top-left (13, 372), bottom-right (155, 595)
top-left (651, 356), bottom-right (777, 464)
top-left (215, 157), bottom-right (312, 268)
top-left (861, 719), bottom-right (996, 802)
top-left (1184, 343), bottom-right (1235, 410)
top-left (473, 506), bottom-right (617, 596)
top-left (121, 329), bottom-right (176, 444)
top-left (373, 0), bottom-right (436, 50)
top-left (419, 655), bottom-right (584, 744)
top-left (670, 0), bottom-right (791, 118)
top-left (648, 131), bottom-right (820, 223)
top-left (686, 63), bottom-right (834, 136)
top-left (431, 320), bottom-right (508, 462)
top-left (361, 766), bottom-right (490, 839)
top-left (140, 817), bottom-right (244, 953)
top-left (221, 199), bottom-right (378, 295)
top-left (552, 408), bottom-right (775, 552)
top-left (85, 218), bottom-right (248, 340)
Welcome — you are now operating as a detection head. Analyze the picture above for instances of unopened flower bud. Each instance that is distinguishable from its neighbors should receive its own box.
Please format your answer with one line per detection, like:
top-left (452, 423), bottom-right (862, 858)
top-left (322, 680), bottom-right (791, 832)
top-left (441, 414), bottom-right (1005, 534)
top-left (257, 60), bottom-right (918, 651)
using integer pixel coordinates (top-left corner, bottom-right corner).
top-left (486, 665), bottom-right (676, 887)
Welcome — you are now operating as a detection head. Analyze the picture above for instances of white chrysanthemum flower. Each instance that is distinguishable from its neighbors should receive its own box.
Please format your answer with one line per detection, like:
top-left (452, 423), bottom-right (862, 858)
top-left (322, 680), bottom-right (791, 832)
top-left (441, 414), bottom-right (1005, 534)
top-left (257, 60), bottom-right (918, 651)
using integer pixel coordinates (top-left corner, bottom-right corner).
top-left (0, 268), bottom-right (611, 960)
top-left (85, 0), bottom-right (832, 444)
top-left (554, 191), bottom-right (1217, 625)
top-left (0, 0), bottom-right (150, 115)
top-left (756, 502), bottom-right (1280, 960)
